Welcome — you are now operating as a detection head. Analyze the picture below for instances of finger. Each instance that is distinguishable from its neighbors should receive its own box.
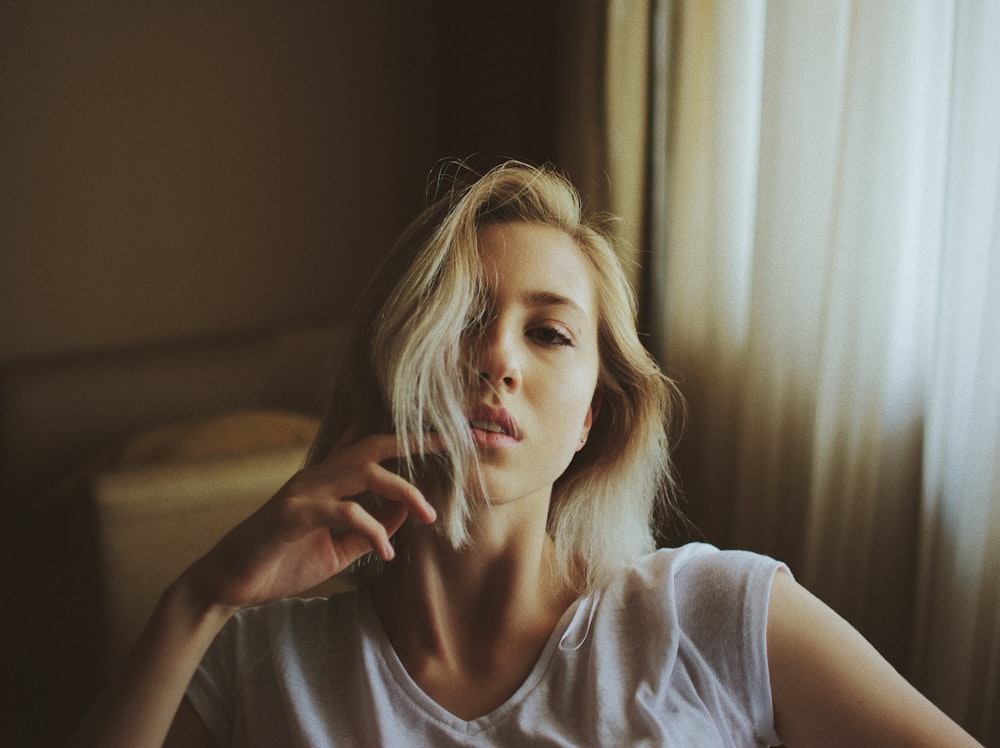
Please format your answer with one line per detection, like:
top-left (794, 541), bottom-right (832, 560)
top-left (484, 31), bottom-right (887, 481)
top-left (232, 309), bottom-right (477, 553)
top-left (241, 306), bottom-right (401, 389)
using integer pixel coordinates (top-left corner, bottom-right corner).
top-left (361, 463), bottom-right (437, 524)
top-left (348, 431), bottom-right (447, 466)
top-left (333, 501), bottom-right (396, 561)
top-left (371, 501), bottom-right (409, 539)
top-left (282, 457), bottom-right (435, 528)
top-left (328, 530), bottom-right (390, 568)
top-left (324, 500), bottom-right (409, 567)
top-left (321, 434), bottom-right (443, 520)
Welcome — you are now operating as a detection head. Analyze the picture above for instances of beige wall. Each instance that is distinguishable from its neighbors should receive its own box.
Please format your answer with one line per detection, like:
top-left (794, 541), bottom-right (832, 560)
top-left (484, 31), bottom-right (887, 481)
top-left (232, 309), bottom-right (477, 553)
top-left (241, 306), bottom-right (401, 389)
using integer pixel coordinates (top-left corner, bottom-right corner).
top-left (0, 3), bottom-right (437, 364)
top-left (0, 7), bottom-right (434, 742)
top-left (0, 4), bottom-right (568, 744)
top-left (0, 0), bottom-right (567, 498)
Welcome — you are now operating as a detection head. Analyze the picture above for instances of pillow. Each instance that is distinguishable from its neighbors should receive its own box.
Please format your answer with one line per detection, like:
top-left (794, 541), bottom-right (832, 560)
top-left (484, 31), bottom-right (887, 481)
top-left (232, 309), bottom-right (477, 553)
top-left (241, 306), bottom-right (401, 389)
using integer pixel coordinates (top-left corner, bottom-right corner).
top-left (115, 408), bottom-right (320, 466)
top-left (92, 408), bottom-right (337, 666)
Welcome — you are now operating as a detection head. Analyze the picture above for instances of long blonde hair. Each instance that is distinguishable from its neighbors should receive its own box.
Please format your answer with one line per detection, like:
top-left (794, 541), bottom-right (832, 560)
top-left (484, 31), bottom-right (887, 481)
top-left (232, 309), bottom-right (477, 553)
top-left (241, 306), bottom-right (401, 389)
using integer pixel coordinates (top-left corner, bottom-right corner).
top-left (310, 160), bottom-right (683, 591)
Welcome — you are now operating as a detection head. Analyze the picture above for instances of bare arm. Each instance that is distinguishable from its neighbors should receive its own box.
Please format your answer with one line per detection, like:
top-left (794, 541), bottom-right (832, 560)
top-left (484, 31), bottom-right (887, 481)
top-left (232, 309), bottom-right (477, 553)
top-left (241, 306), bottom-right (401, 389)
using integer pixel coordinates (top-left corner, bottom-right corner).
top-left (68, 574), bottom-right (227, 748)
top-left (767, 570), bottom-right (982, 747)
top-left (68, 432), bottom-right (438, 748)
top-left (164, 699), bottom-right (217, 747)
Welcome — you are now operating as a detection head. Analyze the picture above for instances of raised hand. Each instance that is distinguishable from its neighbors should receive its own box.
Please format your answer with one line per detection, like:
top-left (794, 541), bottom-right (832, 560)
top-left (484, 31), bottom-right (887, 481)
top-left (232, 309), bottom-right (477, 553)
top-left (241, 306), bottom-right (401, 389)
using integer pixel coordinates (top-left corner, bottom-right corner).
top-left (185, 430), bottom-right (439, 616)
top-left (69, 429), bottom-right (440, 748)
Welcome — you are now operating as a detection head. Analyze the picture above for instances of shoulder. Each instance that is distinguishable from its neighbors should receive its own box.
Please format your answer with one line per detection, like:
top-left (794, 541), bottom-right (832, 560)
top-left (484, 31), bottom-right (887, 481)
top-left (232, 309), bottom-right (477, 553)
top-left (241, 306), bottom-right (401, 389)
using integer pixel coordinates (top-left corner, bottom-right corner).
top-left (232, 589), bottom-right (357, 626)
top-left (214, 590), bottom-right (360, 663)
top-left (187, 591), bottom-right (367, 746)
top-left (594, 543), bottom-right (787, 663)
top-left (620, 541), bottom-right (786, 578)
top-left (766, 573), bottom-right (982, 746)
top-left (569, 543), bottom-right (786, 744)
top-left (608, 543), bottom-right (787, 613)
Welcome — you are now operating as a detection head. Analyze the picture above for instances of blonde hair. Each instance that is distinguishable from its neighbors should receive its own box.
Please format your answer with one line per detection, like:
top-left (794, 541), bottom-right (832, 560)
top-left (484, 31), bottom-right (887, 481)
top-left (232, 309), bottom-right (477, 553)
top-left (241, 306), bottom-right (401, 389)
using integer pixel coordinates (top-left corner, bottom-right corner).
top-left (310, 160), bottom-right (682, 591)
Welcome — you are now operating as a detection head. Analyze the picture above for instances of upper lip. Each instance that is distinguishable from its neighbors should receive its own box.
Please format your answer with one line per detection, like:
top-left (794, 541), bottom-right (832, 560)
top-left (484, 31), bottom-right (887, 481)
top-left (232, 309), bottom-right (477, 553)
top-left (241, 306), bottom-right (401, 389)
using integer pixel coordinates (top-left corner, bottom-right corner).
top-left (467, 403), bottom-right (522, 440)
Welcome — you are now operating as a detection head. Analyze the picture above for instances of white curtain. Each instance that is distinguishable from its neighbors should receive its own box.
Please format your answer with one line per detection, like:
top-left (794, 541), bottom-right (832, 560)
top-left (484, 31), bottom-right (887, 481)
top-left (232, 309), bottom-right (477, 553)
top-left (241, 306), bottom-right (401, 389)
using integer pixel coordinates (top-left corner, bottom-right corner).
top-left (599, 0), bottom-right (1000, 741)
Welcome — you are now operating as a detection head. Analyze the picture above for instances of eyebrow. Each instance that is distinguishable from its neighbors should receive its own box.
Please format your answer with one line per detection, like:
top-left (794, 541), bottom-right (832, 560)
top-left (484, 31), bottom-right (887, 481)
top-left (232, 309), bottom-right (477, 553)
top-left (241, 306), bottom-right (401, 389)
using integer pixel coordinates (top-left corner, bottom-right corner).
top-left (522, 289), bottom-right (589, 320)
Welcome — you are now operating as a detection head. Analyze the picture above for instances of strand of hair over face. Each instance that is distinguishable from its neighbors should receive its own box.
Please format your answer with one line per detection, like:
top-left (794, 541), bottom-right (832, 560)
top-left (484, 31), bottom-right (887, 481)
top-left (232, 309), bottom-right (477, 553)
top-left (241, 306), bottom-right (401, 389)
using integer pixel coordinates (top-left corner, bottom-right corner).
top-left (321, 159), bottom-right (683, 590)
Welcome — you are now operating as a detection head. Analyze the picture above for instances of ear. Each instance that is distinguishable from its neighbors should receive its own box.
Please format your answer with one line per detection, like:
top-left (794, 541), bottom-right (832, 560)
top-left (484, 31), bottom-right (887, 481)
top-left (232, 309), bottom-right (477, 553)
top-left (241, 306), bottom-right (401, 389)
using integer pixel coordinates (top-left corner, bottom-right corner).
top-left (576, 390), bottom-right (602, 452)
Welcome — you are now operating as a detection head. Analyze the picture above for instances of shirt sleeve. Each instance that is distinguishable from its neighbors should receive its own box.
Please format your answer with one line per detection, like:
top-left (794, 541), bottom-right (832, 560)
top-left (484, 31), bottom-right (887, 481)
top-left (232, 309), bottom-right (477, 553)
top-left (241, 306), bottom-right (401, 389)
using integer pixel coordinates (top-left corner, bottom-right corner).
top-left (185, 605), bottom-right (272, 747)
top-left (672, 546), bottom-right (788, 746)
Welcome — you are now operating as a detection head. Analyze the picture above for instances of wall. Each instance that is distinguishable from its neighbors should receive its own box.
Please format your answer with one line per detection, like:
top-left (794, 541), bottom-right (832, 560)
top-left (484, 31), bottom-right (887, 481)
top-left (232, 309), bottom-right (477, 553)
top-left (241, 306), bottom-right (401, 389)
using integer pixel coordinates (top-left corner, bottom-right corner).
top-left (0, 2), bottom-right (565, 744)
top-left (0, 0), bottom-right (568, 498)
top-left (0, 6), bottom-right (434, 743)
top-left (0, 3), bottom-right (438, 364)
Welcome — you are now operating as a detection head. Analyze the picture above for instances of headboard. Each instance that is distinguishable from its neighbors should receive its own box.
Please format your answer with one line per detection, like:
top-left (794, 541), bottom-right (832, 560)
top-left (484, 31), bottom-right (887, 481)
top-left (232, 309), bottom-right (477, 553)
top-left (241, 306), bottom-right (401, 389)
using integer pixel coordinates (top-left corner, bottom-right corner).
top-left (1, 323), bottom-right (342, 502)
top-left (1, 323), bottom-right (343, 744)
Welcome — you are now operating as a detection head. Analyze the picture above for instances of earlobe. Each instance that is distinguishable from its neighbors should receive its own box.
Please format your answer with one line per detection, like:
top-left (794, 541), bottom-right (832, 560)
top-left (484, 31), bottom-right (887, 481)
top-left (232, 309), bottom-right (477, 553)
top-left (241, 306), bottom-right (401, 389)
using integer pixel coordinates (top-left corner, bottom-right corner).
top-left (586, 390), bottom-right (603, 433)
top-left (576, 392), bottom-right (601, 452)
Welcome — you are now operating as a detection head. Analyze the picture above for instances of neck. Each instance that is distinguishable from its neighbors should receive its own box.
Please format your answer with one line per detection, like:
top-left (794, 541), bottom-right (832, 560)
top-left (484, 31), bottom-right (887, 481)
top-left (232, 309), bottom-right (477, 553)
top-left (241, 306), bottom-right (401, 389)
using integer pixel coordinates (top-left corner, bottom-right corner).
top-left (367, 489), bottom-right (582, 719)
top-left (371, 495), bottom-right (575, 674)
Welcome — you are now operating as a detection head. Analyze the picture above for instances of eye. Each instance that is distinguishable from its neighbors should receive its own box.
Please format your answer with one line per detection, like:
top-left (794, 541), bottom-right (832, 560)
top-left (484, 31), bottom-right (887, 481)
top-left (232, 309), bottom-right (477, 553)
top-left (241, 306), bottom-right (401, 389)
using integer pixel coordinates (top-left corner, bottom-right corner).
top-left (528, 325), bottom-right (574, 347)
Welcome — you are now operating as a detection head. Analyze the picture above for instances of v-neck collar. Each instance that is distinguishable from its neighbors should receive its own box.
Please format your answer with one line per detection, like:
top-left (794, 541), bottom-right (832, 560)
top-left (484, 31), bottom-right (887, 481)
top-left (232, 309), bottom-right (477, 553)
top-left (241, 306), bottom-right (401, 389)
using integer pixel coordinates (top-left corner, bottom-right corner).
top-left (356, 585), bottom-right (589, 735)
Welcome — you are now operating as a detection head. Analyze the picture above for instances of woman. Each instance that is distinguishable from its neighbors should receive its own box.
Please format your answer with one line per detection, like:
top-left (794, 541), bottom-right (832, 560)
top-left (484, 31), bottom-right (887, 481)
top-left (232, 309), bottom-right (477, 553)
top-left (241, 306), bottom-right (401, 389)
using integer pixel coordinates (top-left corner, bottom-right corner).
top-left (73, 162), bottom-right (981, 746)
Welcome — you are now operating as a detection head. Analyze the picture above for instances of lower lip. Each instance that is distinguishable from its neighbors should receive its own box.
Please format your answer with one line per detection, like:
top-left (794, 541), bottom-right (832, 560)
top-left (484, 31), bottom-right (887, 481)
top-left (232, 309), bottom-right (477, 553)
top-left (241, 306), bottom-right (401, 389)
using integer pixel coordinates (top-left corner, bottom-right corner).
top-left (470, 428), bottom-right (519, 448)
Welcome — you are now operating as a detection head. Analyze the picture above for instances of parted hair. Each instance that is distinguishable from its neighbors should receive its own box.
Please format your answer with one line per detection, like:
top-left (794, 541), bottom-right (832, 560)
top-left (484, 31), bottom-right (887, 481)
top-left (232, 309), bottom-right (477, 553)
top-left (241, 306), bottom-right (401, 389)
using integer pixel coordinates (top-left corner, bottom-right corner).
top-left (309, 160), bottom-right (682, 591)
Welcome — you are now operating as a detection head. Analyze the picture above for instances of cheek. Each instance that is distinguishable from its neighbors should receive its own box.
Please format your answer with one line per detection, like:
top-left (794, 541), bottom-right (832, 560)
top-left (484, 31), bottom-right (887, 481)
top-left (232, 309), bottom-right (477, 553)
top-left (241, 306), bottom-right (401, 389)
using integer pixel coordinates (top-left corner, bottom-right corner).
top-left (549, 375), bottom-right (598, 448)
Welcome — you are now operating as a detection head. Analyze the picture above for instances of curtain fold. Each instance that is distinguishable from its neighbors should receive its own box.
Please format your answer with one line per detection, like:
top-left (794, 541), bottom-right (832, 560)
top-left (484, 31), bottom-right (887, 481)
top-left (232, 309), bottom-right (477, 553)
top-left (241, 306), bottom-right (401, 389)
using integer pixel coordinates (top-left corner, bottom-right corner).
top-left (914, 2), bottom-right (1000, 737)
top-left (554, 0), bottom-right (651, 293)
top-left (594, 0), bottom-right (1000, 742)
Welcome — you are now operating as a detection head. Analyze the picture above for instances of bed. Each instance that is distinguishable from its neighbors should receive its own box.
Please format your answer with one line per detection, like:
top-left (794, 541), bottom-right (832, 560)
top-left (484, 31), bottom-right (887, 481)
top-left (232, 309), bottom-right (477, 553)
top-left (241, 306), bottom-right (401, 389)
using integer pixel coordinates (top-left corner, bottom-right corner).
top-left (1, 323), bottom-right (344, 743)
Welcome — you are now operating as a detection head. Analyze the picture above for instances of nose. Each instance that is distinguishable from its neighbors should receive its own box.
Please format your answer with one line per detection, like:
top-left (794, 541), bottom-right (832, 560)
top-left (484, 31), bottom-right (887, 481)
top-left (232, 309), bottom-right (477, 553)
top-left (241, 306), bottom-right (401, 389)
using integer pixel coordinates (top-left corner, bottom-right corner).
top-left (477, 325), bottom-right (520, 392)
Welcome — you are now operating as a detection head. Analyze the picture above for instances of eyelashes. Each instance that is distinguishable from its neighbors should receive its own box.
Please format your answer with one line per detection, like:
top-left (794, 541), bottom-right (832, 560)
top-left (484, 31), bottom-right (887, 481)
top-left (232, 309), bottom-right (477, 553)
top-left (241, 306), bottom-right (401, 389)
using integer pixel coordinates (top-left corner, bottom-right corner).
top-left (461, 302), bottom-right (578, 361)
top-left (528, 325), bottom-right (574, 347)
top-left (464, 323), bottom-right (575, 349)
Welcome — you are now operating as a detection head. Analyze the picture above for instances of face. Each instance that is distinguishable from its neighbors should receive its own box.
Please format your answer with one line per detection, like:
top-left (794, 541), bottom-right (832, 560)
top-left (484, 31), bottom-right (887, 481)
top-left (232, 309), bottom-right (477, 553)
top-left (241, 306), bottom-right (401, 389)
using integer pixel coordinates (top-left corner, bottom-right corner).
top-left (466, 221), bottom-right (600, 507)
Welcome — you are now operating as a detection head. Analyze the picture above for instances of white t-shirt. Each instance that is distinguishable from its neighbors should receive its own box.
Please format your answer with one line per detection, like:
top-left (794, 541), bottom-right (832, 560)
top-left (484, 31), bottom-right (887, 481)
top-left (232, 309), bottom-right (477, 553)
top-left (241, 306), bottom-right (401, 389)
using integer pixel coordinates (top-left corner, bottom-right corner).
top-left (186, 543), bottom-right (786, 746)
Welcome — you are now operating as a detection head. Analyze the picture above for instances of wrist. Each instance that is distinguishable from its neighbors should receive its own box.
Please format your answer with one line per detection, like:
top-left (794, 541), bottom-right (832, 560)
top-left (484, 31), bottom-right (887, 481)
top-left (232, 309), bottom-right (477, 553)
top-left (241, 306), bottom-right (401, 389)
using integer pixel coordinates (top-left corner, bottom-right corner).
top-left (164, 562), bottom-right (239, 636)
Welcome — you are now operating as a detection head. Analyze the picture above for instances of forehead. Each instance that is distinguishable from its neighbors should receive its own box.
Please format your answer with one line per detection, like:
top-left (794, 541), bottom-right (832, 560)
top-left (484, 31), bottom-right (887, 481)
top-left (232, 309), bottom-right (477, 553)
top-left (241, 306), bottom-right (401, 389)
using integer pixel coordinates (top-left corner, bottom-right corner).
top-left (476, 222), bottom-right (597, 316)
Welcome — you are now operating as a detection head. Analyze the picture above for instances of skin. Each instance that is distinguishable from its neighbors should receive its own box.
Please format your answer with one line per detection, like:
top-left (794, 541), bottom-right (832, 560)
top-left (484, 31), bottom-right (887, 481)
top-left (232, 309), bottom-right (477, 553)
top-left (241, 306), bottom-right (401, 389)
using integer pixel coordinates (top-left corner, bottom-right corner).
top-left (767, 570), bottom-right (982, 746)
top-left (370, 222), bottom-right (602, 719)
top-left (71, 431), bottom-right (439, 747)
top-left (458, 221), bottom-right (600, 511)
top-left (70, 221), bottom-right (982, 747)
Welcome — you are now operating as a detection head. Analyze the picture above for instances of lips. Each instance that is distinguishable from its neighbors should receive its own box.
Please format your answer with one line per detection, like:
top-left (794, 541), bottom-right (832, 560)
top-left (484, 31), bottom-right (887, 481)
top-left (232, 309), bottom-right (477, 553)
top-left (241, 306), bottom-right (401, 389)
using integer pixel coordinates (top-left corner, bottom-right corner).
top-left (466, 404), bottom-right (521, 445)
top-left (469, 419), bottom-right (507, 434)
